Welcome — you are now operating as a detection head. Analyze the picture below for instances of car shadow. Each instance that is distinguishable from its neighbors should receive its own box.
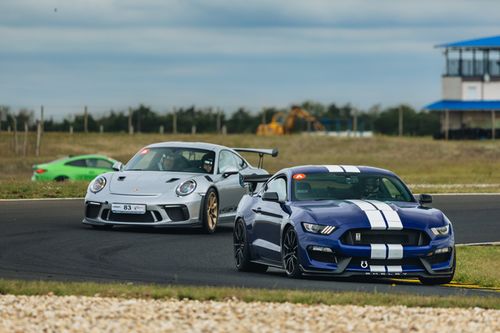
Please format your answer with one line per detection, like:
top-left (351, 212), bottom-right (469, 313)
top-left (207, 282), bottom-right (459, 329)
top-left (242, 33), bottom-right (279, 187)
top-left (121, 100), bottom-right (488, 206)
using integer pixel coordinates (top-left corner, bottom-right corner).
top-left (83, 224), bottom-right (234, 235)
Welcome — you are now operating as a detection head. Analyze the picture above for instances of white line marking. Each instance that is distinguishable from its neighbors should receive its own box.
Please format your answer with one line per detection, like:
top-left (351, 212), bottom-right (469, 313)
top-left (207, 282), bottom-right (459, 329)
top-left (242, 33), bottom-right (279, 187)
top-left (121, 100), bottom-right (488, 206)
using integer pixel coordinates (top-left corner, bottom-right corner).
top-left (324, 165), bottom-right (344, 173)
top-left (0, 197), bottom-right (83, 202)
top-left (348, 200), bottom-right (377, 211)
top-left (387, 244), bottom-right (403, 259)
top-left (340, 165), bottom-right (360, 173)
top-left (456, 242), bottom-right (500, 247)
top-left (370, 244), bottom-right (386, 259)
top-left (369, 265), bottom-right (385, 273)
top-left (386, 265), bottom-right (403, 273)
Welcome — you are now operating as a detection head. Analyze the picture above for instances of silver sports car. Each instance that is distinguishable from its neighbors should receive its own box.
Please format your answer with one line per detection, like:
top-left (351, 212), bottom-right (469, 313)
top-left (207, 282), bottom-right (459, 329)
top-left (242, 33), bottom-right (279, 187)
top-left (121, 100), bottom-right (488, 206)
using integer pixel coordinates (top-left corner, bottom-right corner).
top-left (82, 141), bottom-right (278, 233)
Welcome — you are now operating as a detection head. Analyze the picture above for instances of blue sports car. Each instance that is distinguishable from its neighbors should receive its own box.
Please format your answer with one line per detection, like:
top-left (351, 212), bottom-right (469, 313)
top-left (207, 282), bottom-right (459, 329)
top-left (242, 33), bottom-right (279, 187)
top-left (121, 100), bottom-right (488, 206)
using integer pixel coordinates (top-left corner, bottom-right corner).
top-left (233, 165), bottom-right (455, 285)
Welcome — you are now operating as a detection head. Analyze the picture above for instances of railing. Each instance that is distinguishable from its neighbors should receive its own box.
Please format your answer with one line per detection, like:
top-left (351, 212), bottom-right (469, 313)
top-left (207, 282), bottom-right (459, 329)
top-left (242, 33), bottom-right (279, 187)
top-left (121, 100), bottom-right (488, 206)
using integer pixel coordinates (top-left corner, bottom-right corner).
top-left (446, 60), bottom-right (500, 77)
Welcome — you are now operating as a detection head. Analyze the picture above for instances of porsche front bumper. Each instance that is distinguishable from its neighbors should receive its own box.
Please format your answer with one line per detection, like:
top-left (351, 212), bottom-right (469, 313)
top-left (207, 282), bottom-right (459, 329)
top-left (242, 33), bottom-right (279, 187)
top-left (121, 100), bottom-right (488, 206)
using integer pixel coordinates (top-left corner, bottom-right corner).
top-left (82, 193), bottom-right (203, 227)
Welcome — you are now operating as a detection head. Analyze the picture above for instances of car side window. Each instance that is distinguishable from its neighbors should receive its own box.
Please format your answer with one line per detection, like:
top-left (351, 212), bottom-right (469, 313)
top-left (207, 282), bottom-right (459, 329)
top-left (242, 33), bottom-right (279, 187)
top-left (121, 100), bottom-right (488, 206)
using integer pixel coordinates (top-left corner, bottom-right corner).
top-left (89, 159), bottom-right (113, 169)
top-left (264, 177), bottom-right (287, 202)
top-left (232, 153), bottom-right (248, 170)
top-left (65, 159), bottom-right (87, 167)
top-left (218, 150), bottom-right (239, 173)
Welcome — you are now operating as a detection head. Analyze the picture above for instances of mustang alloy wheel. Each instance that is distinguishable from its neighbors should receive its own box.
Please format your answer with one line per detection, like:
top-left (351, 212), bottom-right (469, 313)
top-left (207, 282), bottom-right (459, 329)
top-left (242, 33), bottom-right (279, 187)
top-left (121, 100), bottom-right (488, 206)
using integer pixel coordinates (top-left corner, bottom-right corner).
top-left (282, 227), bottom-right (301, 278)
top-left (202, 188), bottom-right (219, 233)
top-left (233, 219), bottom-right (267, 272)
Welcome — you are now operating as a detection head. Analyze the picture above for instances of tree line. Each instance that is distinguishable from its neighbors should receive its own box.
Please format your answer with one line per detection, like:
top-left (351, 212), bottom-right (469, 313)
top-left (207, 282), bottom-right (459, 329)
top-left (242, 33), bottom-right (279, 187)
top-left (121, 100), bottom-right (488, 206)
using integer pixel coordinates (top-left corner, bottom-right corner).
top-left (0, 102), bottom-right (440, 136)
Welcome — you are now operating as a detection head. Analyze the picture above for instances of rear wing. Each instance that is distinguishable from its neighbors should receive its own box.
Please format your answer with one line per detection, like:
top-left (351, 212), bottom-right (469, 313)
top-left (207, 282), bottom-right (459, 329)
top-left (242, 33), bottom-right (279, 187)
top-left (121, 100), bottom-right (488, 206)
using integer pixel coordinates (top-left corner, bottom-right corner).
top-left (240, 173), bottom-right (273, 193)
top-left (232, 148), bottom-right (279, 169)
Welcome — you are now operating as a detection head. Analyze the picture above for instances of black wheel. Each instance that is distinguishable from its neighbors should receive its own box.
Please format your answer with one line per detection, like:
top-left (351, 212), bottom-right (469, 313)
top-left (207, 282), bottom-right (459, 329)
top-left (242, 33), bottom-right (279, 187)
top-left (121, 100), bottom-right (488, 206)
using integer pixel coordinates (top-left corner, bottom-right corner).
top-left (282, 226), bottom-right (302, 278)
top-left (201, 188), bottom-right (219, 233)
top-left (233, 219), bottom-right (268, 272)
top-left (55, 176), bottom-right (69, 182)
top-left (91, 224), bottom-right (113, 230)
top-left (419, 251), bottom-right (456, 285)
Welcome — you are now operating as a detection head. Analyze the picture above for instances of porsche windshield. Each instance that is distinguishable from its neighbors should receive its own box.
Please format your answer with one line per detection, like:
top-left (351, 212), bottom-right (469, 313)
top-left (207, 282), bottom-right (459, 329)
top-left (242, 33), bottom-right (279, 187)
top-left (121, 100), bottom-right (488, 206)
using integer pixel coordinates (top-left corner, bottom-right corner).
top-left (292, 172), bottom-right (414, 202)
top-left (125, 147), bottom-right (215, 173)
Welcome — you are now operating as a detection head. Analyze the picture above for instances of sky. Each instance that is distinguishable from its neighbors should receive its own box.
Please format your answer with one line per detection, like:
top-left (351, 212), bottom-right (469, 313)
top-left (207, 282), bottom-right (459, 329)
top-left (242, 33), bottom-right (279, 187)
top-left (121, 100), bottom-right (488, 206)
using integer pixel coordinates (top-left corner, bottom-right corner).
top-left (1, 0), bottom-right (500, 119)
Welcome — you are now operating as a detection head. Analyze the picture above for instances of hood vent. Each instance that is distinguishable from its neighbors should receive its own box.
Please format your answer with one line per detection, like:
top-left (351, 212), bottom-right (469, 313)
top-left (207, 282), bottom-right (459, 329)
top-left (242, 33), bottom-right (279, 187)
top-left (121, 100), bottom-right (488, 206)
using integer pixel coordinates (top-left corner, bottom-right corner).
top-left (118, 176), bottom-right (126, 181)
top-left (166, 178), bottom-right (180, 183)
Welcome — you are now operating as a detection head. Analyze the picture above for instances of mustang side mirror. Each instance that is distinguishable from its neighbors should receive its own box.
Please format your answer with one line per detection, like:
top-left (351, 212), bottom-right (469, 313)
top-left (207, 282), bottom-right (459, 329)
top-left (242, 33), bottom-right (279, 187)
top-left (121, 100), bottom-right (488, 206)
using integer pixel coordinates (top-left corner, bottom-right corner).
top-left (419, 194), bottom-right (432, 206)
top-left (262, 191), bottom-right (280, 202)
top-left (222, 167), bottom-right (239, 178)
top-left (112, 162), bottom-right (124, 171)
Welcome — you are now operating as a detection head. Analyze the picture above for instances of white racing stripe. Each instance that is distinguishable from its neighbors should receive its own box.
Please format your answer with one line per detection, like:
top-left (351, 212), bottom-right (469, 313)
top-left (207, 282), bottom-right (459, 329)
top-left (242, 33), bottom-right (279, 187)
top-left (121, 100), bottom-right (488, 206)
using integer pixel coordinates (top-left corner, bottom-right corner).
top-left (365, 211), bottom-right (387, 230)
top-left (324, 165), bottom-right (344, 172)
top-left (386, 265), bottom-right (403, 273)
top-left (369, 265), bottom-right (385, 273)
top-left (387, 244), bottom-right (403, 259)
top-left (366, 200), bottom-right (403, 230)
top-left (370, 244), bottom-right (386, 259)
top-left (348, 199), bottom-right (377, 211)
top-left (341, 165), bottom-right (360, 173)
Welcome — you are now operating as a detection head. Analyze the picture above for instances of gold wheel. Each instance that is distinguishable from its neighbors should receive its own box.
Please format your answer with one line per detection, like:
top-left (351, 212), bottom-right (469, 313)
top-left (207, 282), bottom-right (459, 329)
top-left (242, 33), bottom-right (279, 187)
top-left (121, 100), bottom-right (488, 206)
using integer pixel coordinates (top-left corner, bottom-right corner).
top-left (206, 191), bottom-right (218, 231)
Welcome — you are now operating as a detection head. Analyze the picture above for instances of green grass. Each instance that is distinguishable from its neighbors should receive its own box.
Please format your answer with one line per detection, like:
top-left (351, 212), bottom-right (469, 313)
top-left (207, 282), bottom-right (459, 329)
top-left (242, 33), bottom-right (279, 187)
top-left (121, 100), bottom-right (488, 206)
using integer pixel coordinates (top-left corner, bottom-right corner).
top-left (0, 279), bottom-right (498, 309)
top-left (455, 246), bottom-right (500, 288)
top-left (1, 132), bottom-right (500, 198)
top-left (0, 180), bottom-right (88, 199)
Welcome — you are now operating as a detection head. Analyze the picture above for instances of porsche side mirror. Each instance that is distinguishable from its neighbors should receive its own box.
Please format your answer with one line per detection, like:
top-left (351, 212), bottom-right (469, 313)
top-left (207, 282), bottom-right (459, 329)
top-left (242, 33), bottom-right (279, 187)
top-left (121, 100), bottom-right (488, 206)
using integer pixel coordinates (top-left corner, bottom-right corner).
top-left (222, 167), bottom-right (239, 178)
top-left (419, 194), bottom-right (432, 205)
top-left (112, 162), bottom-right (124, 171)
top-left (262, 191), bottom-right (280, 202)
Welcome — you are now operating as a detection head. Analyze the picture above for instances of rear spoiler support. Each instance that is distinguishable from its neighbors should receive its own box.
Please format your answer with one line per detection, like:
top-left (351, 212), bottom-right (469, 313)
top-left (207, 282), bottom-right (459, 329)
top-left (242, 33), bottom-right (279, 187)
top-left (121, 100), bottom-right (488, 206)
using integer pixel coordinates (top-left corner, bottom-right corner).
top-left (240, 174), bottom-right (273, 193)
top-left (232, 148), bottom-right (279, 169)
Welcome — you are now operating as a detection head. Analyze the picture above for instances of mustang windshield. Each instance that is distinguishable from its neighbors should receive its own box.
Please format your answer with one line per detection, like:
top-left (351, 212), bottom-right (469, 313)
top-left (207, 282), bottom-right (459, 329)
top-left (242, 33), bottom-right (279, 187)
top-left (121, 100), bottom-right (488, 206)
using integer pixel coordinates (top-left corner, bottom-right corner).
top-left (292, 172), bottom-right (414, 202)
top-left (125, 147), bottom-right (215, 174)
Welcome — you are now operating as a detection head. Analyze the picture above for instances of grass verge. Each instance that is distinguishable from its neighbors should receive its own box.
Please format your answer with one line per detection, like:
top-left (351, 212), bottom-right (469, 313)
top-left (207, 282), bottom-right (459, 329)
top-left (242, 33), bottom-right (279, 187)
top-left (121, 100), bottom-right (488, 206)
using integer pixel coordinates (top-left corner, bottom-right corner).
top-left (0, 279), bottom-right (498, 309)
top-left (455, 246), bottom-right (500, 288)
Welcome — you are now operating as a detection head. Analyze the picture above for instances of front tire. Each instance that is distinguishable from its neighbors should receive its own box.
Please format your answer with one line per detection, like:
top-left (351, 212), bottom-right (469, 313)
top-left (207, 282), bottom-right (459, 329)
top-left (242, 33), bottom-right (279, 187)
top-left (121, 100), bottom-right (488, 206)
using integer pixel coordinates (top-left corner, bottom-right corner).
top-left (233, 219), bottom-right (267, 272)
top-left (282, 226), bottom-right (302, 278)
top-left (201, 188), bottom-right (219, 234)
top-left (419, 251), bottom-right (456, 285)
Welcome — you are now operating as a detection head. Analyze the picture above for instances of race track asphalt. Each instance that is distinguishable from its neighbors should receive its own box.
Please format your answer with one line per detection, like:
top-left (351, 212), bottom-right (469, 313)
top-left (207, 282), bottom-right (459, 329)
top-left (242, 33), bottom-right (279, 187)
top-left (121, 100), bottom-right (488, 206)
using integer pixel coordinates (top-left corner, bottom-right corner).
top-left (0, 195), bottom-right (498, 297)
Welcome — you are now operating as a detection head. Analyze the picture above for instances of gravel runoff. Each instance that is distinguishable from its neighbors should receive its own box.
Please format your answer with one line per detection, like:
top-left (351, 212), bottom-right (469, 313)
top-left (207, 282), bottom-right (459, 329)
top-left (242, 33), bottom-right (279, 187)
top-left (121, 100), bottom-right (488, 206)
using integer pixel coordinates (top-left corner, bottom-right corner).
top-left (0, 295), bottom-right (499, 333)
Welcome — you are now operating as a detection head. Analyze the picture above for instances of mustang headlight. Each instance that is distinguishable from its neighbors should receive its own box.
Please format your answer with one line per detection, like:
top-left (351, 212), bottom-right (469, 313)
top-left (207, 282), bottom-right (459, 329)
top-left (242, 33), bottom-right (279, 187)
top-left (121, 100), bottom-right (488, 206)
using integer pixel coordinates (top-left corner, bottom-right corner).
top-left (90, 176), bottom-right (106, 193)
top-left (176, 180), bottom-right (197, 196)
top-left (431, 224), bottom-right (450, 236)
top-left (302, 222), bottom-right (335, 235)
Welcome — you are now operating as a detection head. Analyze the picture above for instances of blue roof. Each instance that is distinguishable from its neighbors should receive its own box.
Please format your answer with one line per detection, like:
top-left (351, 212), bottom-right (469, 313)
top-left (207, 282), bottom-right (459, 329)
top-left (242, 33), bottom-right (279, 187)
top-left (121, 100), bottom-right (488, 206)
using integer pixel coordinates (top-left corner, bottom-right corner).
top-left (424, 100), bottom-right (500, 111)
top-left (437, 35), bottom-right (500, 49)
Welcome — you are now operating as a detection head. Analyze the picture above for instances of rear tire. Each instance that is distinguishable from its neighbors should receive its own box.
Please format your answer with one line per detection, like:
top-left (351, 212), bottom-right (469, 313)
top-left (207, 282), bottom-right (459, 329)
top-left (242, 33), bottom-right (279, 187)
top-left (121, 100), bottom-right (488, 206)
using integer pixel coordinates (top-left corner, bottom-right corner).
top-left (419, 251), bottom-right (456, 285)
top-left (233, 219), bottom-right (268, 273)
top-left (55, 176), bottom-right (69, 182)
top-left (201, 188), bottom-right (219, 234)
top-left (282, 226), bottom-right (302, 278)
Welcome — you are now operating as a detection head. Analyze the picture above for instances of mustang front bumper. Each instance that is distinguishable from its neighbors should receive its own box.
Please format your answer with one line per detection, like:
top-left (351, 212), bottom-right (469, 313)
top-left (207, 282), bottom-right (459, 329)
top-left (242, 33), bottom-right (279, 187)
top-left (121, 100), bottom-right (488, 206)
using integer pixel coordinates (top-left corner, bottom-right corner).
top-left (297, 229), bottom-right (455, 278)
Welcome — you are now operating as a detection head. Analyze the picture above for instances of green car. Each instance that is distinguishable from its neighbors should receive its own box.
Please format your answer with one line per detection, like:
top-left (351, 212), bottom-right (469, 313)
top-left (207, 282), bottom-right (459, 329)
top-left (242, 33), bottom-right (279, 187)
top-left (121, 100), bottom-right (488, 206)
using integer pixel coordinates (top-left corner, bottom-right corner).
top-left (32, 154), bottom-right (119, 181)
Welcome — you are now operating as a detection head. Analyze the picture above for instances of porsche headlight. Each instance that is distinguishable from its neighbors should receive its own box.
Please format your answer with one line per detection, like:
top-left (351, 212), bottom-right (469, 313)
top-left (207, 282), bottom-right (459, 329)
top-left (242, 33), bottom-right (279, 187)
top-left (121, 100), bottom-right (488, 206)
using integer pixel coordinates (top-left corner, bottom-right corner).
top-left (90, 176), bottom-right (106, 193)
top-left (431, 224), bottom-right (450, 236)
top-left (302, 222), bottom-right (335, 235)
top-left (176, 180), bottom-right (197, 196)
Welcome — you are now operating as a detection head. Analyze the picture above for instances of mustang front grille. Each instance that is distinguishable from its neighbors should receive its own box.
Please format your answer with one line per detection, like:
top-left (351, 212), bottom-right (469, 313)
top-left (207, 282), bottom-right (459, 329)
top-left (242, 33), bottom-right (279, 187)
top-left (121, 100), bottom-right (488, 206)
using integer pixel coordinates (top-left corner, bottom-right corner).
top-left (341, 229), bottom-right (430, 246)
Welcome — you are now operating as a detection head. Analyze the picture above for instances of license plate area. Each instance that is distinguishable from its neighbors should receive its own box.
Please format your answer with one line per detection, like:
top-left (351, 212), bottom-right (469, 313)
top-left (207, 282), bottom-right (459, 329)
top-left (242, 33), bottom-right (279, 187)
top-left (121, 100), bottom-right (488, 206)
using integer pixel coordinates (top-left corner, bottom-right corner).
top-left (111, 203), bottom-right (146, 214)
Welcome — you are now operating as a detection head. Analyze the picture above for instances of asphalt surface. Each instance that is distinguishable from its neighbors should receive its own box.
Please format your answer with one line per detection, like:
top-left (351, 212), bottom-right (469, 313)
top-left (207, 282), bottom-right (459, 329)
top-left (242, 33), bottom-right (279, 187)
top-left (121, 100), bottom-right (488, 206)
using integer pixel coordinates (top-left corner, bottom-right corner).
top-left (0, 195), bottom-right (498, 297)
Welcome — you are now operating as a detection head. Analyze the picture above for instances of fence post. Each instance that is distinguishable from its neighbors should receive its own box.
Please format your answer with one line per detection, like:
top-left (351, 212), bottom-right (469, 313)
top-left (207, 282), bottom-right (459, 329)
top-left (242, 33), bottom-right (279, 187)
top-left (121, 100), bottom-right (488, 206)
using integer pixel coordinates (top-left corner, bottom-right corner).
top-left (159, 125), bottom-right (164, 134)
top-left (13, 117), bottom-right (18, 154)
top-left (35, 121), bottom-right (41, 156)
top-left (128, 108), bottom-right (133, 135)
top-left (398, 106), bottom-right (403, 137)
top-left (23, 122), bottom-right (28, 156)
top-left (99, 124), bottom-right (104, 134)
top-left (172, 108), bottom-right (177, 134)
top-left (222, 125), bottom-right (227, 135)
top-left (40, 105), bottom-right (44, 134)
top-left (191, 125), bottom-right (196, 135)
top-left (69, 125), bottom-right (73, 135)
top-left (84, 106), bottom-right (88, 133)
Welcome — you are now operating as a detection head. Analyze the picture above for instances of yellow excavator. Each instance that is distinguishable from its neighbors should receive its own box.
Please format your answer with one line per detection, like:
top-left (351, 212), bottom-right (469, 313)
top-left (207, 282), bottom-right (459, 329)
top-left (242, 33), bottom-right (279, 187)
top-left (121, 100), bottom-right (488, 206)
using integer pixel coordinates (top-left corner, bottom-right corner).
top-left (256, 105), bottom-right (325, 135)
